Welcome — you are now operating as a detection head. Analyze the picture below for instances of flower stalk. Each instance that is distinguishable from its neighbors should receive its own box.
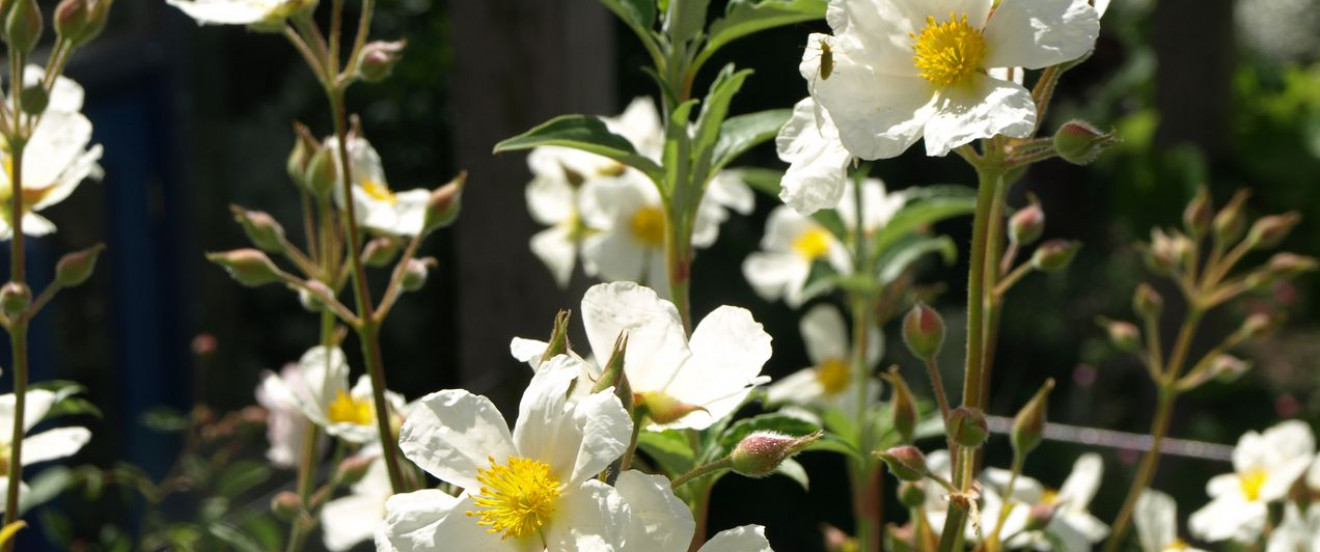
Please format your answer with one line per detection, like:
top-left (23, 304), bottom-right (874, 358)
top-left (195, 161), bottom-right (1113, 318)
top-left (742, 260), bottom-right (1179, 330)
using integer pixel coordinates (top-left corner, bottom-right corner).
top-left (2, 50), bottom-right (30, 552)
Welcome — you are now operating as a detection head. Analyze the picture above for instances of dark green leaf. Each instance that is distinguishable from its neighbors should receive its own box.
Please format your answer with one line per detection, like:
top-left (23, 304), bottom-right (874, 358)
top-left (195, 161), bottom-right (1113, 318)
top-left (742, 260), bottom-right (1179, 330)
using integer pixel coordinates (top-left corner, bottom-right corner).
top-left (693, 65), bottom-right (754, 164)
top-left (206, 522), bottom-right (264, 552)
top-left (494, 115), bottom-right (664, 182)
top-left (46, 397), bottom-right (102, 419)
top-left (712, 109), bottom-right (791, 171)
top-left (598, 0), bottom-right (656, 31)
top-left (870, 196), bottom-right (977, 258)
top-left (665, 0), bottom-right (712, 46)
top-left (141, 407), bottom-right (190, 433)
top-left (215, 460), bottom-right (272, 498)
top-left (637, 430), bottom-right (697, 477)
top-left (702, 0), bottom-right (828, 66)
top-left (774, 457), bottom-right (810, 491)
top-left (874, 235), bottom-right (958, 284)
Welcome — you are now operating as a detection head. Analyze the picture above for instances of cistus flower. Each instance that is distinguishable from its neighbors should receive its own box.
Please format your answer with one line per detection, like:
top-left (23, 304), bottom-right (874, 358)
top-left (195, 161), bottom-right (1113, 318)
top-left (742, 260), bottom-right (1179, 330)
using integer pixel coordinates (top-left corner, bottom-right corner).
top-left (804, 0), bottom-right (1100, 158)
top-left (581, 281), bottom-right (772, 430)
top-left (380, 356), bottom-right (633, 552)
top-left (742, 205), bottom-right (849, 307)
top-left (766, 304), bottom-right (880, 414)
top-left (255, 363), bottom-right (316, 468)
top-left (265, 346), bottom-right (405, 445)
top-left (775, 96), bottom-right (852, 214)
top-left (321, 454), bottom-right (392, 552)
top-left (0, 390), bottom-right (92, 513)
top-left (1189, 420), bottom-right (1316, 544)
top-left (613, 470), bottom-right (777, 552)
top-left (326, 135), bottom-right (433, 237)
top-left (524, 146), bottom-right (597, 287)
top-left (166, 0), bottom-right (315, 30)
top-left (981, 453), bottom-right (1109, 552)
top-left (1267, 503), bottom-right (1320, 552)
top-left (1134, 490), bottom-right (1208, 552)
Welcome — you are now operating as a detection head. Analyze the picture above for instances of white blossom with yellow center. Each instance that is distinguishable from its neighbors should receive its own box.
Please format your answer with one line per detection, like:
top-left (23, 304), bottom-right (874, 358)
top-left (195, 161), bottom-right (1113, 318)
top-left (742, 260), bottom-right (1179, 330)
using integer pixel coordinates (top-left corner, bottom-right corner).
top-left (166, 0), bottom-right (315, 30)
top-left (380, 356), bottom-right (633, 552)
top-left (325, 136), bottom-right (432, 237)
top-left (766, 305), bottom-right (882, 414)
top-left (1133, 490), bottom-right (1209, 552)
top-left (264, 345), bottom-right (405, 445)
top-left (804, 0), bottom-right (1100, 158)
top-left (980, 453), bottom-right (1109, 551)
top-left (1189, 420), bottom-right (1315, 544)
top-left (0, 390), bottom-right (92, 514)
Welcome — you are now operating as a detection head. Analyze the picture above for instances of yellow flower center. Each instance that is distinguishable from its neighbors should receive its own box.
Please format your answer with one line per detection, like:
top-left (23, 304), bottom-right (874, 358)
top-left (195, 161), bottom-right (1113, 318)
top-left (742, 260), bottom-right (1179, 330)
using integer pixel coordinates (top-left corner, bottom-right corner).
top-left (793, 227), bottom-right (833, 260)
top-left (1239, 469), bottom-right (1267, 502)
top-left (597, 163), bottom-right (627, 177)
top-left (1163, 539), bottom-right (1191, 551)
top-left (326, 391), bottom-right (374, 426)
top-left (362, 179), bottom-right (397, 205)
top-left (911, 13), bottom-right (987, 88)
top-left (467, 456), bottom-right (562, 540)
top-left (815, 358), bottom-right (852, 396)
top-left (1040, 488), bottom-right (1059, 506)
top-left (629, 205), bottom-right (666, 247)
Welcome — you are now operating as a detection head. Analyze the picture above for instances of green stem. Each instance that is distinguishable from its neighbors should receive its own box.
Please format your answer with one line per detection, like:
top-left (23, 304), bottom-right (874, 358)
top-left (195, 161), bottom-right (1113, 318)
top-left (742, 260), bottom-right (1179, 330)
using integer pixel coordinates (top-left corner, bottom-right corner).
top-left (1102, 387), bottom-right (1178, 552)
top-left (984, 453), bottom-right (1024, 552)
top-left (2, 53), bottom-right (28, 549)
top-left (670, 457), bottom-right (732, 489)
top-left (663, 210), bottom-right (693, 333)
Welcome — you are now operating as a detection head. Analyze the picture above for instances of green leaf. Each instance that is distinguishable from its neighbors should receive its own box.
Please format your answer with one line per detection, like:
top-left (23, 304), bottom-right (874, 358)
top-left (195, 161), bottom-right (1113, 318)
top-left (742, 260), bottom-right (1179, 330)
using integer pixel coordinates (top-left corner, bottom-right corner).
top-left (663, 99), bottom-right (700, 195)
top-left (806, 432), bottom-right (863, 459)
top-left (693, 66), bottom-right (754, 164)
top-left (712, 108), bottom-right (791, 172)
top-left (46, 397), bottom-right (102, 419)
top-left (870, 196), bottom-right (977, 259)
top-left (494, 115), bottom-right (664, 182)
top-left (598, 0), bottom-right (656, 31)
top-left (773, 457), bottom-right (810, 491)
top-left (141, 407), bottom-right (190, 433)
top-left (665, 0), bottom-right (712, 46)
top-left (215, 460), bottom-right (272, 498)
top-left (874, 234), bottom-right (959, 284)
top-left (702, 0), bottom-right (828, 67)
top-left (637, 430), bottom-right (697, 477)
top-left (732, 167), bottom-right (784, 196)
top-left (206, 522), bottom-right (264, 552)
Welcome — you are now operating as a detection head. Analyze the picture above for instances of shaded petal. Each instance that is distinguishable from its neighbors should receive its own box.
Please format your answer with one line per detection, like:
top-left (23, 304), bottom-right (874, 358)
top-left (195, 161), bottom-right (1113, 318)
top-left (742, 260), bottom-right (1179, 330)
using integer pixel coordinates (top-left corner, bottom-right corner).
top-left (741, 252), bottom-right (810, 306)
top-left (776, 97), bottom-right (851, 215)
top-left (293, 345), bottom-right (350, 424)
top-left (382, 492), bottom-right (526, 552)
top-left (765, 368), bottom-right (826, 407)
top-left (1188, 494), bottom-right (1266, 543)
top-left (398, 390), bottom-right (517, 490)
top-left (525, 165), bottom-right (577, 225)
top-left (615, 471), bottom-right (695, 552)
top-left (580, 282), bottom-right (690, 393)
top-left (663, 306), bottom-right (773, 429)
top-left (543, 480), bottom-right (630, 552)
top-left (1134, 490), bottom-right (1177, 552)
top-left (812, 44), bottom-right (937, 160)
top-left (166, 0), bottom-right (277, 25)
top-left (531, 225), bottom-right (578, 288)
top-left (580, 231), bottom-right (647, 283)
top-left (922, 75), bottom-right (1036, 156)
top-left (696, 525), bottom-right (774, 552)
top-left (513, 357), bottom-right (629, 486)
top-left (322, 494), bottom-right (385, 552)
top-left (509, 338), bottom-right (549, 367)
top-left (707, 171), bottom-right (756, 216)
top-left (800, 304), bottom-right (848, 364)
top-left (1057, 453), bottom-right (1103, 510)
top-left (20, 427), bottom-right (91, 465)
top-left (983, 0), bottom-right (1099, 70)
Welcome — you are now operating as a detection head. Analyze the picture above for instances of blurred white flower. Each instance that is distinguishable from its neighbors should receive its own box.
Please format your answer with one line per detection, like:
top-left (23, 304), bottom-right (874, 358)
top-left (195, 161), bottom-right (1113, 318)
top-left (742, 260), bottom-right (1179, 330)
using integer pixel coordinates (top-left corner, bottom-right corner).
top-left (614, 470), bottom-right (775, 552)
top-left (806, 0), bottom-right (1100, 158)
top-left (776, 96), bottom-right (852, 215)
top-left (266, 346), bottom-right (405, 445)
top-left (1134, 490), bottom-right (1207, 552)
top-left (255, 363), bottom-right (314, 468)
top-left (381, 356), bottom-right (632, 552)
top-left (982, 453), bottom-right (1109, 552)
top-left (327, 136), bottom-right (431, 237)
top-left (580, 281), bottom-right (772, 430)
top-left (1236, 0), bottom-right (1320, 63)
top-left (766, 304), bottom-right (880, 413)
top-left (742, 206), bottom-right (848, 307)
top-left (166, 0), bottom-right (315, 29)
top-left (1267, 503), bottom-right (1320, 552)
top-left (1189, 420), bottom-right (1316, 544)
top-left (838, 178), bottom-right (905, 237)
top-left (321, 454), bottom-right (392, 552)
top-left (524, 147), bottom-right (598, 287)
top-left (0, 390), bottom-right (92, 513)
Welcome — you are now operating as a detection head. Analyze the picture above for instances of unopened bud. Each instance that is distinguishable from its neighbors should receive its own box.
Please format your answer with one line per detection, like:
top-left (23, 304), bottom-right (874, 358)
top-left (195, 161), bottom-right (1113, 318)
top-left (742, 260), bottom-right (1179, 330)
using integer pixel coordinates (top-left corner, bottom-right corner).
top-left (0, 282), bottom-right (30, 318)
top-left (1183, 186), bottom-right (1213, 238)
top-left (270, 491), bottom-right (303, 522)
top-left (1011, 379), bottom-right (1054, 456)
top-left (637, 391), bottom-right (705, 425)
top-left (897, 480), bottom-right (927, 508)
top-left (540, 309), bottom-right (573, 366)
top-left (593, 333), bottom-right (634, 413)
top-left (1144, 229), bottom-right (1179, 275)
top-left (1236, 312), bottom-right (1276, 341)
top-left (400, 257), bottom-right (436, 292)
top-left (230, 206), bottom-right (286, 253)
top-left (55, 0), bottom-right (111, 48)
top-left (362, 236), bottom-right (403, 267)
top-left (357, 40), bottom-right (406, 83)
top-left (3, 0), bottom-right (41, 54)
top-left (729, 430), bottom-right (822, 478)
top-left (1031, 240), bottom-right (1080, 272)
top-left (206, 249), bottom-right (283, 287)
top-left (902, 302), bottom-right (945, 362)
top-left (1097, 317), bottom-right (1140, 352)
top-left (947, 407), bottom-right (989, 448)
top-left (1025, 503), bottom-right (1056, 531)
top-left (875, 445), bottom-right (929, 482)
top-left (820, 524), bottom-right (856, 552)
top-left (1245, 212), bottom-right (1301, 250)
top-left (1053, 120), bottom-right (1120, 165)
top-left (55, 243), bottom-right (106, 288)
top-left (19, 84), bottom-right (46, 115)
top-left (1208, 354), bottom-right (1251, 382)
top-left (1213, 190), bottom-right (1250, 245)
top-left (335, 455), bottom-right (374, 486)
top-left (881, 367), bottom-right (917, 444)
top-left (297, 280), bottom-right (333, 312)
top-left (1133, 283), bottom-right (1162, 320)
top-left (1008, 194), bottom-right (1045, 245)
top-left (1261, 253), bottom-right (1319, 285)
top-left (304, 146), bottom-right (338, 198)
top-left (423, 172), bottom-right (466, 233)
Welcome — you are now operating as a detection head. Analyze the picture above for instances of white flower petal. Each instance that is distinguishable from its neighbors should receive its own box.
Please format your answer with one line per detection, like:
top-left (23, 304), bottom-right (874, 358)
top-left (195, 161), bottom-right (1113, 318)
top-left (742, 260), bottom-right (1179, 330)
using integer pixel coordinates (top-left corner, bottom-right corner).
top-left (322, 494), bottom-right (385, 552)
top-left (615, 471), bottom-right (695, 552)
top-left (707, 171), bottom-right (756, 216)
top-left (513, 356), bottom-right (629, 485)
top-left (922, 75), bottom-right (1036, 156)
top-left (741, 252), bottom-right (811, 306)
top-left (382, 492), bottom-right (519, 552)
top-left (696, 525), bottom-right (774, 552)
top-left (1307, 455), bottom-right (1320, 491)
top-left (543, 480), bottom-right (630, 552)
top-left (800, 304), bottom-right (849, 364)
top-left (397, 390), bottom-right (517, 490)
top-left (1057, 453), bottom-right (1104, 510)
top-left (525, 163), bottom-right (577, 225)
top-left (1188, 494), bottom-right (1266, 543)
top-left (811, 45), bottom-right (937, 160)
top-left (776, 97), bottom-right (851, 215)
top-left (662, 306), bottom-right (773, 429)
top-left (509, 338), bottom-right (550, 367)
top-left (1134, 490), bottom-right (1177, 552)
top-left (20, 427), bottom-right (91, 465)
top-left (531, 225), bottom-right (578, 288)
top-left (581, 282), bottom-right (690, 393)
top-left (765, 368), bottom-right (826, 407)
top-left (293, 345), bottom-right (350, 424)
top-left (983, 0), bottom-right (1100, 70)
top-left (580, 230), bottom-right (648, 283)
top-left (167, 0), bottom-right (285, 25)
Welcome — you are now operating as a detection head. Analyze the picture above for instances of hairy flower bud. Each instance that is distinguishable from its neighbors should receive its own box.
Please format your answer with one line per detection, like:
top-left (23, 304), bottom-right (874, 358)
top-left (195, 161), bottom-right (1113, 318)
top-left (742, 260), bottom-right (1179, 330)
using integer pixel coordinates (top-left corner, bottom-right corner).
top-left (1031, 240), bottom-right (1080, 272)
top-left (270, 491), bottom-right (303, 522)
top-left (357, 40), bottom-right (406, 83)
top-left (1097, 317), bottom-right (1140, 352)
top-left (230, 206), bottom-right (286, 253)
top-left (1008, 194), bottom-right (1045, 245)
top-left (400, 257), bottom-right (437, 292)
top-left (1143, 229), bottom-right (1180, 276)
top-left (335, 455), bottom-right (375, 486)
top-left (947, 407), bottom-right (989, 448)
top-left (1183, 186), bottom-right (1213, 239)
top-left (0, 282), bottom-right (30, 319)
top-left (1208, 354), bottom-right (1251, 382)
top-left (55, 243), bottom-right (106, 288)
top-left (304, 146), bottom-right (338, 198)
top-left (4, 0), bottom-right (41, 54)
top-left (1011, 379), bottom-right (1054, 456)
top-left (1236, 312), bottom-right (1277, 342)
top-left (1053, 119), bottom-right (1119, 165)
top-left (55, 0), bottom-right (111, 48)
top-left (729, 430), bottom-right (821, 478)
top-left (1212, 190), bottom-right (1250, 245)
top-left (1133, 283), bottom-right (1163, 320)
top-left (875, 445), bottom-right (929, 482)
top-left (898, 481), bottom-right (927, 508)
top-left (902, 302), bottom-right (945, 362)
top-left (540, 309), bottom-right (573, 366)
top-left (423, 172), bottom-right (466, 233)
top-left (881, 367), bottom-right (917, 443)
top-left (297, 280), bottom-right (333, 313)
top-left (207, 249), bottom-right (283, 287)
top-left (361, 236), bottom-right (403, 267)
top-left (1245, 212), bottom-right (1301, 250)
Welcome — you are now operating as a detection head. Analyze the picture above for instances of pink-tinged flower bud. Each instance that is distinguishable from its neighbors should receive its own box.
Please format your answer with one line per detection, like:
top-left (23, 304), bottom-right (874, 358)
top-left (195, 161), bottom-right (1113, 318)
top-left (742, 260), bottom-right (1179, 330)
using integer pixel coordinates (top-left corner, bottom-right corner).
top-left (902, 302), bottom-right (945, 362)
top-left (1266, 253), bottom-right (1319, 279)
top-left (1009, 194), bottom-right (1045, 246)
top-left (55, 243), bottom-right (106, 288)
top-left (1209, 354), bottom-right (1251, 382)
top-left (0, 282), bottom-right (30, 319)
top-left (820, 524), bottom-right (856, 552)
top-left (55, 0), bottom-right (112, 48)
top-left (881, 367), bottom-right (917, 444)
top-left (230, 206), bottom-right (286, 253)
top-left (1132, 283), bottom-right (1163, 321)
top-left (1097, 317), bottom-right (1140, 352)
top-left (898, 480), bottom-right (927, 508)
top-left (335, 455), bottom-right (375, 486)
top-left (637, 392), bottom-right (705, 425)
top-left (3, 0), bottom-right (41, 54)
top-left (400, 257), bottom-right (436, 292)
top-left (730, 430), bottom-right (822, 478)
top-left (303, 146), bottom-right (338, 198)
top-left (357, 40), bottom-right (406, 83)
top-left (1011, 379), bottom-right (1054, 456)
top-left (1236, 312), bottom-right (1277, 341)
top-left (287, 122), bottom-right (319, 185)
top-left (423, 172), bottom-right (466, 233)
top-left (270, 491), bottom-right (303, 522)
top-left (297, 280), bottom-right (333, 313)
top-left (875, 445), bottom-right (929, 482)
top-left (1213, 189), bottom-right (1250, 245)
top-left (362, 236), bottom-right (403, 267)
top-left (1031, 240), bottom-right (1080, 272)
top-left (1183, 186), bottom-right (1213, 239)
top-left (1025, 503), bottom-right (1056, 531)
top-left (1144, 228), bottom-right (1180, 276)
top-left (206, 249), bottom-right (283, 287)
top-left (1053, 119), bottom-right (1120, 165)
top-left (1245, 212), bottom-right (1301, 250)
top-left (947, 407), bottom-right (989, 448)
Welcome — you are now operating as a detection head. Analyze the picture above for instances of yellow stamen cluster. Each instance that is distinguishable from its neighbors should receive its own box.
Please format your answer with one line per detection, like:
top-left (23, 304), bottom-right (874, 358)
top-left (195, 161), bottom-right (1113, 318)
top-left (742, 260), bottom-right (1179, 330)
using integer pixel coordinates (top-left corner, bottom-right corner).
top-left (1164, 539), bottom-right (1192, 551)
top-left (467, 456), bottom-right (562, 540)
top-left (362, 178), bottom-right (398, 205)
top-left (815, 358), bottom-right (852, 396)
top-left (326, 390), bottom-right (374, 426)
top-left (911, 13), bottom-right (987, 88)
top-left (1239, 468), bottom-right (1267, 501)
top-left (792, 227), bottom-right (833, 260)
top-left (1040, 488), bottom-right (1059, 506)
top-left (629, 205), bottom-right (666, 247)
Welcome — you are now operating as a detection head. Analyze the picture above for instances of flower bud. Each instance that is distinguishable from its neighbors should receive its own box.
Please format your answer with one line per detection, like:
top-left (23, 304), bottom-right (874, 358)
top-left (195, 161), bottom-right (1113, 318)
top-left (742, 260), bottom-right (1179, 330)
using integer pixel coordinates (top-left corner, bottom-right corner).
top-left (303, 145), bottom-right (338, 198)
top-left (1213, 190), bottom-right (1250, 245)
top-left (947, 407), bottom-right (989, 448)
top-left (1030, 240), bottom-right (1080, 272)
top-left (297, 280), bottom-right (333, 312)
top-left (1008, 194), bottom-right (1045, 245)
top-left (230, 206), bottom-right (286, 253)
top-left (592, 332), bottom-right (634, 414)
top-left (821, 524), bottom-right (856, 552)
top-left (357, 40), bottom-right (406, 83)
top-left (0, 282), bottom-right (30, 319)
top-left (1267, 253), bottom-right (1319, 279)
top-left (1208, 354), bottom-right (1251, 382)
top-left (1245, 212), bottom-right (1301, 250)
top-left (881, 367), bottom-right (917, 444)
top-left (1025, 503), bottom-right (1056, 531)
top-left (637, 391), bottom-right (705, 425)
top-left (1011, 379), bottom-right (1054, 457)
top-left (361, 236), bottom-right (403, 267)
top-left (1183, 186), bottom-right (1213, 239)
top-left (875, 445), bottom-right (929, 482)
top-left (1053, 119), bottom-right (1120, 165)
top-left (1132, 283), bottom-right (1162, 320)
top-left (18, 84), bottom-right (46, 115)
top-left (1097, 317), bottom-right (1140, 352)
top-left (55, 0), bottom-right (111, 48)
top-left (55, 243), bottom-right (105, 288)
top-left (1235, 312), bottom-right (1276, 342)
top-left (902, 302), bottom-right (945, 362)
top-left (1143, 229), bottom-right (1179, 276)
top-left (729, 430), bottom-right (822, 478)
top-left (335, 455), bottom-right (375, 486)
top-left (400, 257), bottom-right (436, 292)
top-left (540, 309), bottom-right (573, 366)
top-left (270, 491), bottom-right (303, 522)
top-left (897, 480), bottom-right (927, 508)
top-left (423, 172), bottom-right (466, 233)
top-left (3, 0), bottom-right (41, 54)
top-left (206, 249), bottom-right (283, 287)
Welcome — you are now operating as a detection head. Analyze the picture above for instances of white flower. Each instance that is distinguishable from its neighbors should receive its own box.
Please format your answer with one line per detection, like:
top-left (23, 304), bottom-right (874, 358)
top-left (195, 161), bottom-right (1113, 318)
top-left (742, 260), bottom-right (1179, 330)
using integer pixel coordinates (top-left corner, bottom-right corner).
top-left (321, 454), bottom-right (393, 552)
top-left (1189, 420), bottom-right (1316, 544)
top-left (1267, 503), bottom-right (1320, 552)
top-left (15, 66), bottom-right (85, 115)
top-left (0, 390), bottom-right (92, 513)
top-left (766, 304), bottom-right (880, 413)
top-left (838, 179), bottom-right (905, 237)
top-left (806, 0), bottom-right (1100, 157)
top-left (742, 206), bottom-right (849, 307)
top-left (380, 355), bottom-right (633, 552)
top-left (268, 346), bottom-right (405, 445)
top-left (614, 470), bottom-right (776, 552)
top-left (326, 136), bottom-right (432, 237)
top-left (255, 363), bottom-right (315, 468)
top-left (581, 281), bottom-right (773, 430)
top-left (525, 147), bottom-right (600, 287)
top-left (166, 0), bottom-right (314, 28)
top-left (982, 453), bottom-right (1109, 552)
top-left (776, 96), bottom-right (852, 215)
top-left (1134, 490), bottom-right (1208, 552)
